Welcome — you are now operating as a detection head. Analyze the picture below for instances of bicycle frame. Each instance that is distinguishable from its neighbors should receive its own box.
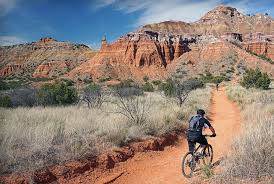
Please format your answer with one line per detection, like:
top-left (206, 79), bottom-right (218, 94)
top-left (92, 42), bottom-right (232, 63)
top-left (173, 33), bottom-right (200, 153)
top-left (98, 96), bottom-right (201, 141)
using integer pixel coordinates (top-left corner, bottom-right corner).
top-left (193, 135), bottom-right (211, 154)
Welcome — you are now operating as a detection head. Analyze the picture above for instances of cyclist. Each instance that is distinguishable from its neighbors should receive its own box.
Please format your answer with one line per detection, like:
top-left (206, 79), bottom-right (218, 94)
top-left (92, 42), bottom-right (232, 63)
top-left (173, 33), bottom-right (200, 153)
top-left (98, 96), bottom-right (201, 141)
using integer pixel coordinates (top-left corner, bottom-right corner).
top-left (187, 109), bottom-right (216, 153)
top-left (216, 83), bottom-right (219, 91)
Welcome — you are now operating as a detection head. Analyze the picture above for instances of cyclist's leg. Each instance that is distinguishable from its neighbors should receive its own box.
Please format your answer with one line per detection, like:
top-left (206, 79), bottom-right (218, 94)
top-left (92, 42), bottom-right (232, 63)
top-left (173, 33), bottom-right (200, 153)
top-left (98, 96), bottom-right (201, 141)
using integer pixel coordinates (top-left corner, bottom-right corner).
top-left (187, 139), bottom-right (196, 153)
top-left (196, 136), bottom-right (208, 153)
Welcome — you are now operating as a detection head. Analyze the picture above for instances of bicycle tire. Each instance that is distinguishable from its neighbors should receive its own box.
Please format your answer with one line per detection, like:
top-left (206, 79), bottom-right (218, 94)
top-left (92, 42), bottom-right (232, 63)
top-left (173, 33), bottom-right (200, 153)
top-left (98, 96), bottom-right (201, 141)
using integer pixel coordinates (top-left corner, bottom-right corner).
top-left (202, 144), bottom-right (213, 166)
top-left (182, 152), bottom-right (196, 178)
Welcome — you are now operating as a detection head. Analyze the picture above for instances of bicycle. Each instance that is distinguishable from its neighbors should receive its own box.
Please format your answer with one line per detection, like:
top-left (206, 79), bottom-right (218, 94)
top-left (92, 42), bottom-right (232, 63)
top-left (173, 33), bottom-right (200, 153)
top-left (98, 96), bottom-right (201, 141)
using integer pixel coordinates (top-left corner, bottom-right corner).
top-left (182, 135), bottom-right (214, 178)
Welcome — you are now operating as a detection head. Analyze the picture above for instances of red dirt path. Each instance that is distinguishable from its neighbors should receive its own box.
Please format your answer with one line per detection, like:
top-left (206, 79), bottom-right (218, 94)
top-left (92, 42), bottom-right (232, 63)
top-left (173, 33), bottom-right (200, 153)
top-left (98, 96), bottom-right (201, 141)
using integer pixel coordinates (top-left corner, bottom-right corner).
top-left (66, 88), bottom-right (241, 184)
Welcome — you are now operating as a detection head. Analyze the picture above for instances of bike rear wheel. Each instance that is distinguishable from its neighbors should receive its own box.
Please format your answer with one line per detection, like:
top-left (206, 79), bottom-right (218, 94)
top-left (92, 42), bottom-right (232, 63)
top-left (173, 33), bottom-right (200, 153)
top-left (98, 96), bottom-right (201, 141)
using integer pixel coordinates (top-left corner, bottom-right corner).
top-left (202, 144), bottom-right (213, 166)
top-left (182, 152), bottom-right (196, 178)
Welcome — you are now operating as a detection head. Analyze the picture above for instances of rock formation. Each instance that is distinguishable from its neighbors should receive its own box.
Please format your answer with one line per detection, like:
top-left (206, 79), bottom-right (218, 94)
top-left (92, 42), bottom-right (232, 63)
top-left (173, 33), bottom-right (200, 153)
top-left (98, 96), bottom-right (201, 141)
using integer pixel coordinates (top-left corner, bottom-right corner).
top-left (68, 32), bottom-right (197, 81)
top-left (0, 38), bottom-right (96, 80)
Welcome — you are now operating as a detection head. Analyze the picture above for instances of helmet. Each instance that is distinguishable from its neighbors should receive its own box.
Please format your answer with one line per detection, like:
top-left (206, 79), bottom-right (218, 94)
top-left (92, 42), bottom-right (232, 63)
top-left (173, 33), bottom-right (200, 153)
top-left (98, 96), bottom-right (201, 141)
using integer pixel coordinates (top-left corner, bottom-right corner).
top-left (197, 109), bottom-right (205, 115)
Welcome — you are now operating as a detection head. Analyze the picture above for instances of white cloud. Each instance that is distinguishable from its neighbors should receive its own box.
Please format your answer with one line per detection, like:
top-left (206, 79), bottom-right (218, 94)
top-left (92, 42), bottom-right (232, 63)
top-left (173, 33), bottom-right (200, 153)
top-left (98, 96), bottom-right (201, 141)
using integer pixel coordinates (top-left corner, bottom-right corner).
top-left (136, 0), bottom-right (221, 25)
top-left (0, 36), bottom-right (27, 46)
top-left (94, 0), bottom-right (223, 26)
top-left (0, 0), bottom-right (18, 16)
top-left (94, 0), bottom-right (274, 26)
top-left (93, 0), bottom-right (117, 9)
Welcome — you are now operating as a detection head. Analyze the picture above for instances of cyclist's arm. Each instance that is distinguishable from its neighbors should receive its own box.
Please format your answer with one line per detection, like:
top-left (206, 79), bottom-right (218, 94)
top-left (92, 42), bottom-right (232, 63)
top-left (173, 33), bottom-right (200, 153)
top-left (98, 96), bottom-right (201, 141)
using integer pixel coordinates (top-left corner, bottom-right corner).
top-left (209, 126), bottom-right (216, 135)
top-left (204, 119), bottom-right (216, 136)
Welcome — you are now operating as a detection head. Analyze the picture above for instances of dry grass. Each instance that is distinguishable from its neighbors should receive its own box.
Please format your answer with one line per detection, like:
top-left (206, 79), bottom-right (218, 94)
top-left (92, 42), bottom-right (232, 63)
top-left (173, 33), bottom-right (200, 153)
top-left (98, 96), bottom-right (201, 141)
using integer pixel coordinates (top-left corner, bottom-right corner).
top-left (0, 86), bottom-right (211, 174)
top-left (213, 84), bottom-right (274, 183)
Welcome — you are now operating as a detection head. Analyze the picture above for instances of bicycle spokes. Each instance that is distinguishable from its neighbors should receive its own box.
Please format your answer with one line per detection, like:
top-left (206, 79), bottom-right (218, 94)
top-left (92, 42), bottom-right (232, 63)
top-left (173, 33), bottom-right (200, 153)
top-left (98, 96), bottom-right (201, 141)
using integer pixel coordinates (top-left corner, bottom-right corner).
top-left (182, 152), bottom-right (196, 178)
top-left (203, 145), bottom-right (213, 166)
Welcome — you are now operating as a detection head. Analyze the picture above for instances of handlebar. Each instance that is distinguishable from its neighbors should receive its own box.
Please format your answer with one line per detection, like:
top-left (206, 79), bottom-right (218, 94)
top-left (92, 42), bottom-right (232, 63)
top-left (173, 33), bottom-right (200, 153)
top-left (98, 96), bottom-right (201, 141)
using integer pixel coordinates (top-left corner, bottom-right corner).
top-left (203, 134), bottom-right (216, 137)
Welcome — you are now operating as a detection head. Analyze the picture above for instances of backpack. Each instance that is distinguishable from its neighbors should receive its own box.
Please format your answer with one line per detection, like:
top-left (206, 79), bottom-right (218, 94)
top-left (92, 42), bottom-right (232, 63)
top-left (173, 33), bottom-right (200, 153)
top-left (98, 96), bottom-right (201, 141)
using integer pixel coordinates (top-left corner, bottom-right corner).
top-left (188, 115), bottom-right (204, 132)
top-left (187, 115), bottom-right (203, 140)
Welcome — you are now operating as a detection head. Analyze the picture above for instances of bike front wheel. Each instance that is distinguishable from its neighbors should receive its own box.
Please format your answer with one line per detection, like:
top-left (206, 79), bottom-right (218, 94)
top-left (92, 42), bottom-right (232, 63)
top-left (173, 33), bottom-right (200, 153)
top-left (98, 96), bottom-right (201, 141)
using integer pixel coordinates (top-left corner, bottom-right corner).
top-left (202, 144), bottom-right (213, 166)
top-left (182, 152), bottom-right (196, 178)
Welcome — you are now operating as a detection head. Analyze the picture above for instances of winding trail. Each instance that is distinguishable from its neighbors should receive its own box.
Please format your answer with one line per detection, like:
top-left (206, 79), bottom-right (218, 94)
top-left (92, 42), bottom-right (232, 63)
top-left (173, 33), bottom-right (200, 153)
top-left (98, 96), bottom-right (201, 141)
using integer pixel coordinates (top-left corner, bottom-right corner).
top-left (71, 88), bottom-right (241, 184)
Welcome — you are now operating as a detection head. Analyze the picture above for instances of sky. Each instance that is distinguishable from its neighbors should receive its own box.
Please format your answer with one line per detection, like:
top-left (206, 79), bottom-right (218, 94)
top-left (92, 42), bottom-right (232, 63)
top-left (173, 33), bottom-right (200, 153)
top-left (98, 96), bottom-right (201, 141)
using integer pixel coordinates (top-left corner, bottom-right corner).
top-left (0, 0), bottom-right (273, 49)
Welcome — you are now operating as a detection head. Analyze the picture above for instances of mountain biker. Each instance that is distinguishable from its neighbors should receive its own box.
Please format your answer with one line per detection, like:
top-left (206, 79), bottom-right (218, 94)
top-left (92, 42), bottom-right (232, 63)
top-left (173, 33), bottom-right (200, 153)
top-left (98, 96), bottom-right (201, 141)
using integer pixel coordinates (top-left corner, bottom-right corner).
top-left (187, 109), bottom-right (216, 153)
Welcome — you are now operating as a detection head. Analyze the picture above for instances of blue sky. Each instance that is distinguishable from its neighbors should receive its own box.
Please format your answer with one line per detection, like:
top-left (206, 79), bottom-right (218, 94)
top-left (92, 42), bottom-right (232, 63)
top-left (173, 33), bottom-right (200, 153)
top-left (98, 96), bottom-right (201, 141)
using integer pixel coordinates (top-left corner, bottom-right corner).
top-left (0, 0), bottom-right (273, 49)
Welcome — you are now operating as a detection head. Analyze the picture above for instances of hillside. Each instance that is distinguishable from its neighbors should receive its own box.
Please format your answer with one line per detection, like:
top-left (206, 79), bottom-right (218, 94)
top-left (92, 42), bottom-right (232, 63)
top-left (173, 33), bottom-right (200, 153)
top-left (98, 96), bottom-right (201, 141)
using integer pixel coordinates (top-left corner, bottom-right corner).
top-left (0, 37), bottom-right (96, 86)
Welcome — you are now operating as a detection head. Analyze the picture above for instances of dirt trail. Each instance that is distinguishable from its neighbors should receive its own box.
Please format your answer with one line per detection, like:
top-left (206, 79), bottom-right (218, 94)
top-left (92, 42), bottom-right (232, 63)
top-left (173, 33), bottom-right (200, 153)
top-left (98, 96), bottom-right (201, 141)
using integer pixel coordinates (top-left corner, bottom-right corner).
top-left (70, 88), bottom-right (241, 184)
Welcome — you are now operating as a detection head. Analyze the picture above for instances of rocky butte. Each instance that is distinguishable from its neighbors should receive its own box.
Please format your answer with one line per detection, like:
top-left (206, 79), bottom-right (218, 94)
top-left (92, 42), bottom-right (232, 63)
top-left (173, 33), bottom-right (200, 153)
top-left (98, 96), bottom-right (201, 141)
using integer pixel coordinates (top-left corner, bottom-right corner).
top-left (0, 37), bottom-right (96, 81)
top-left (68, 5), bottom-right (274, 82)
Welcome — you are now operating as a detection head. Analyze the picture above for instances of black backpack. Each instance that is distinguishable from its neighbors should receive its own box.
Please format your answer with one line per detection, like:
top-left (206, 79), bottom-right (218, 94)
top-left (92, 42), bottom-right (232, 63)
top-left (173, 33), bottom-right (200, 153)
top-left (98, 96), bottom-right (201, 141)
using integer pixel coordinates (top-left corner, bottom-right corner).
top-left (187, 115), bottom-right (204, 139)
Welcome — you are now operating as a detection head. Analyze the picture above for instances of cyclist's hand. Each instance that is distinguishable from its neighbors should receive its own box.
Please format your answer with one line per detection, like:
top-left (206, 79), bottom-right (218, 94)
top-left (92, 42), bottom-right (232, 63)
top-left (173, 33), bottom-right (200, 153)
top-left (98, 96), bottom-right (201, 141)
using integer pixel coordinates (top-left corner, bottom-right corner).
top-left (210, 134), bottom-right (216, 137)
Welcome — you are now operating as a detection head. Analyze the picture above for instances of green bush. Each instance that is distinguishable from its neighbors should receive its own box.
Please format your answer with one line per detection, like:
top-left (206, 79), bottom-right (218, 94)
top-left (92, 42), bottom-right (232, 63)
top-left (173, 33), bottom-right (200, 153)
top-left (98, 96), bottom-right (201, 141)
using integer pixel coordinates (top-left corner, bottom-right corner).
top-left (199, 73), bottom-right (227, 84)
top-left (152, 80), bottom-right (162, 86)
top-left (142, 82), bottom-right (154, 92)
top-left (37, 82), bottom-right (78, 106)
top-left (240, 68), bottom-right (271, 90)
top-left (0, 95), bottom-right (12, 107)
top-left (0, 79), bottom-right (9, 90)
top-left (111, 79), bottom-right (136, 89)
top-left (159, 78), bottom-right (176, 97)
top-left (143, 76), bottom-right (149, 82)
top-left (98, 76), bottom-right (112, 83)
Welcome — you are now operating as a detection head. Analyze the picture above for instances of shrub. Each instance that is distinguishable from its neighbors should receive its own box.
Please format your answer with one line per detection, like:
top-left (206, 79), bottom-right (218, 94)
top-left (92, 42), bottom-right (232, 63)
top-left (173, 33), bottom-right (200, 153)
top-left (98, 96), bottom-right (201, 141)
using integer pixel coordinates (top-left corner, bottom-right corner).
top-left (175, 79), bottom-right (204, 106)
top-left (152, 80), bottom-right (162, 86)
top-left (143, 76), bottom-right (149, 82)
top-left (159, 78), bottom-right (176, 97)
top-left (0, 95), bottom-right (12, 107)
top-left (112, 79), bottom-right (136, 89)
top-left (98, 76), bottom-right (111, 83)
top-left (8, 88), bottom-right (37, 107)
top-left (159, 78), bottom-right (204, 106)
top-left (81, 83), bottom-right (104, 108)
top-left (142, 82), bottom-right (154, 92)
top-left (199, 73), bottom-right (227, 84)
top-left (0, 79), bottom-right (9, 90)
top-left (37, 82), bottom-right (78, 106)
top-left (241, 68), bottom-right (271, 89)
top-left (113, 87), bottom-right (144, 97)
top-left (29, 77), bottom-right (51, 82)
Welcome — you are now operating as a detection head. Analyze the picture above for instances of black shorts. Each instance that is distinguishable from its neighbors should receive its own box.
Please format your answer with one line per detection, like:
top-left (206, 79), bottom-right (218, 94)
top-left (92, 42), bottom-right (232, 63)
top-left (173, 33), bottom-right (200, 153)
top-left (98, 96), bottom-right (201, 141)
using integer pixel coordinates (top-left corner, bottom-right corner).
top-left (195, 136), bottom-right (208, 145)
top-left (187, 133), bottom-right (208, 145)
top-left (187, 135), bottom-right (208, 152)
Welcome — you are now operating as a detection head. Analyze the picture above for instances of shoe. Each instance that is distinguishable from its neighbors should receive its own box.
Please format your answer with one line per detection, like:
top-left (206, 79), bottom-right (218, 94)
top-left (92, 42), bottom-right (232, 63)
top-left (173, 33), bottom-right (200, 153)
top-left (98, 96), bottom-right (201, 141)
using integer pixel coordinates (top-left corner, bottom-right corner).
top-left (195, 152), bottom-right (204, 159)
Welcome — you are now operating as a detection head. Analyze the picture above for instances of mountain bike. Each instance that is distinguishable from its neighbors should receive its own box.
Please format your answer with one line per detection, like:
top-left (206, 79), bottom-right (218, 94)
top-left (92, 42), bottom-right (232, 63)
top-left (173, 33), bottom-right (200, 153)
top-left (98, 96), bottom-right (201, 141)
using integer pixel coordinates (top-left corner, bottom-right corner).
top-left (182, 135), bottom-right (214, 178)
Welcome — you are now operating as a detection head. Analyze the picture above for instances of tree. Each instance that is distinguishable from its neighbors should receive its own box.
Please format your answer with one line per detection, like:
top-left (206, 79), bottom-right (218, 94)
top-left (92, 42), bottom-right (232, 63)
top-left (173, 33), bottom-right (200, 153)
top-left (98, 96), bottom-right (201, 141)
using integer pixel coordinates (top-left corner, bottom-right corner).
top-left (37, 82), bottom-right (78, 106)
top-left (111, 87), bottom-right (148, 126)
top-left (175, 79), bottom-right (204, 107)
top-left (160, 78), bottom-right (204, 106)
top-left (241, 68), bottom-right (271, 90)
top-left (81, 83), bottom-right (105, 108)
top-left (159, 78), bottom-right (176, 97)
